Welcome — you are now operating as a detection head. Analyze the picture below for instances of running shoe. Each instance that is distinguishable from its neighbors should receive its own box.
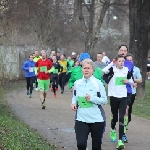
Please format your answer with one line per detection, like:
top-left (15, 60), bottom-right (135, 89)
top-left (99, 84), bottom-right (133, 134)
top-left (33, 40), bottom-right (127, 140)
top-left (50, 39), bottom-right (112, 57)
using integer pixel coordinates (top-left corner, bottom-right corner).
top-left (122, 134), bottom-right (128, 143)
top-left (61, 90), bottom-right (64, 94)
top-left (116, 140), bottom-right (125, 149)
top-left (53, 94), bottom-right (56, 98)
top-left (110, 130), bottom-right (117, 143)
top-left (26, 90), bottom-right (29, 95)
top-left (29, 94), bottom-right (32, 98)
top-left (35, 88), bottom-right (38, 91)
top-left (42, 101), bottom-right (46, 109)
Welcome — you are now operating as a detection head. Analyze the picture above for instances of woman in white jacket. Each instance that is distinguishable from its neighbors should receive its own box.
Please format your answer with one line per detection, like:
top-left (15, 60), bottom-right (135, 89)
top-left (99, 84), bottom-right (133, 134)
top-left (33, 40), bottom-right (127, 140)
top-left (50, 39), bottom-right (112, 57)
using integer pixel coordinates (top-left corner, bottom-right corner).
top-left (71, 58), bottom-right (107, 150)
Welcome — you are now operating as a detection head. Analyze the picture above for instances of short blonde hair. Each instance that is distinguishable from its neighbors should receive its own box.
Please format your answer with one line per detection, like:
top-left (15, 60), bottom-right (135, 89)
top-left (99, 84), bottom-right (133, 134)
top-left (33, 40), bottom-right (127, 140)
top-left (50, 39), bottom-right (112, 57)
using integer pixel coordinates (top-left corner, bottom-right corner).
top-left (82, 58), bottom-right (95, 70)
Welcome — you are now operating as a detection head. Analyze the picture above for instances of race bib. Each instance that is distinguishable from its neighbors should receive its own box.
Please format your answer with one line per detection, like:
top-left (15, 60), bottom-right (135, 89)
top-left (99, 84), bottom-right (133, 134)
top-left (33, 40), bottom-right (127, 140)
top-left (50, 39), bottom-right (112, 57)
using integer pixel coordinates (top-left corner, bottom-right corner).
top-left (29, 67), bottom-right (34, 72)
top-left (78, 96), bottom-right (93, 108)
top-left (115, 77), bottom-right (127, 85)
top-left (40, 66), bottom-right (47, 72)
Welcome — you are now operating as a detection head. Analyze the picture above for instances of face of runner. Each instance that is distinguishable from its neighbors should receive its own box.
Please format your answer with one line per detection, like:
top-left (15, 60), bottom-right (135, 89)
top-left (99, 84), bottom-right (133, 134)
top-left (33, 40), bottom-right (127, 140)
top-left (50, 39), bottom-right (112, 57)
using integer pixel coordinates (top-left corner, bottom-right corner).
top-left (57, 52), bottom-right (60, 57)
top-left (60, 54), bottom-right (64, 60)
top-left (116, 57), bottom-right (125, 69)
top-left (68, 56), bottom-right (71, 60)
top-left (35, 50), bottom-right (39, 57)
top-left (82, 63), bottom-right (94, 79)
top-left (41, 51), bottom-right (46, 60)
top-left (29, 55), bottom-right (33, 61)
top-left (75, 61), bottom-right (79, 66)
top-left (97, 54), bottom-right (103, 62)
top-left (51, 51), bottom-right (56, 56)
top-left (118, 46), bottom-right (128, 57)
top-left (126, 56), bottom-right (133, 62)
top-left (148, 57), bottom-right (150, 62)
top-left (52, 55), bottom-right (57, 62)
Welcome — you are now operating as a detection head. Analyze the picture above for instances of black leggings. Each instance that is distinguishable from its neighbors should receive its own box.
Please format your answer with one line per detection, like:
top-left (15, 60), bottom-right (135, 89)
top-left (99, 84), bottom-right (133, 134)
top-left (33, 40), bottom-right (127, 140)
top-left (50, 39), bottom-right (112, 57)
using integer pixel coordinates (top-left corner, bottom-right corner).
top-left (110, 96), bottom-right (127, 139)
top-left (51, 76), bottom-right (58, 94)
top-left (35, 76), bottom-right (38, 88)
top-left (75, 120), bottom-right (104, 150)
top-left (25, 76), bottom-right (35, 94)
top-left (128, 94), bottom-right (136, 123)
top-left (59, 73), bottom-right (66, 91)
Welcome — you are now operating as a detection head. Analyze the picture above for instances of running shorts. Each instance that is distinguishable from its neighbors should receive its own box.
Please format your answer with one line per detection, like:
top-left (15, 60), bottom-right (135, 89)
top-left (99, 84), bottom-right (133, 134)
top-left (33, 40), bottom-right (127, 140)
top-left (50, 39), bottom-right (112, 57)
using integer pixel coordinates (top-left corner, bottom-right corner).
top-left (38, 79), bottom-right (50, 92)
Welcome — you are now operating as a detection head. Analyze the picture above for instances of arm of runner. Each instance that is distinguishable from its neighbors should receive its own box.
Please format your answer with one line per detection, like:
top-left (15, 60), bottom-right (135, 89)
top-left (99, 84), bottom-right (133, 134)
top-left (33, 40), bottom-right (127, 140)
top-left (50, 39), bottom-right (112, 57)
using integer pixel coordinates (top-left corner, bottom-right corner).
top-left (22, 61), bottom-right (29, 71)
top-left (71, 85), bottom-right (77, 111)
top-left (34, 67), bottom-right (38, 75)
top-left (89, 81), bottom-right (107, 105)
top-left (134, 67), bottom-right (142, 83)
top-left (102, 61), bottom-right (114, 74)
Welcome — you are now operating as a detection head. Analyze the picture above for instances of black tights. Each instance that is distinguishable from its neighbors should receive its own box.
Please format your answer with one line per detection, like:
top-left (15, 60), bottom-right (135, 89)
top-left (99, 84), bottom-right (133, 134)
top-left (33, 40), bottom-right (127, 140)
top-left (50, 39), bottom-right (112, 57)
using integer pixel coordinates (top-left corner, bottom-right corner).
top-left (51, 76), bottom-right (58, 94)
top-left (25, 76), bottom-right (35, 94)
top-left (75, 121), bottom-right (104, 150)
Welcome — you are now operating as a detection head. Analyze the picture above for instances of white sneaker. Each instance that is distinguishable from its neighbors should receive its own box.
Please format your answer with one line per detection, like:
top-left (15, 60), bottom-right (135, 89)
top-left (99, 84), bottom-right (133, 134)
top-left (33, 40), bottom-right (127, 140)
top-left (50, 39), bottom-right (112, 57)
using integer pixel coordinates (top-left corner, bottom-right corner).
top-left (35, 88), bottom-right (38, 91)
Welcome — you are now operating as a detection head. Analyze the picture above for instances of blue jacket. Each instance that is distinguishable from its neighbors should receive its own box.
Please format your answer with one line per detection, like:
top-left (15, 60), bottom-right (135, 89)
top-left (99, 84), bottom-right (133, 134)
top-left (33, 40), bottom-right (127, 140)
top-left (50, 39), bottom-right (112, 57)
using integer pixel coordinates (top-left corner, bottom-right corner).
top-left (72, 76), bottom-right (107, 123)
top-left (22, 59), bottom-right (36, 77)
top-left (124, 60), bottom-right (134, 93)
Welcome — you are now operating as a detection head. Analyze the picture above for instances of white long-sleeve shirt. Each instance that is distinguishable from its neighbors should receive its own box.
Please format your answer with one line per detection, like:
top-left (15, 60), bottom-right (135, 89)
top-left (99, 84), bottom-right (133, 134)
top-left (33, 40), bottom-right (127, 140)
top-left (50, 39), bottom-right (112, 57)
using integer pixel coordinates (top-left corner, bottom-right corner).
top-left (102, 62), bottom-right (133, 98)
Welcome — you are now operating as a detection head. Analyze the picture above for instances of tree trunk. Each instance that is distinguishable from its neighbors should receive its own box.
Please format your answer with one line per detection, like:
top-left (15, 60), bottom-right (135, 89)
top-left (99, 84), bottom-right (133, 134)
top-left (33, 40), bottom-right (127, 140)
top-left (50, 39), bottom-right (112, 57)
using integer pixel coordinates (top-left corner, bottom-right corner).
top-left (85, 0), bottom-right (95, 53)
top-left (129, 0), bottom-right (150, 99)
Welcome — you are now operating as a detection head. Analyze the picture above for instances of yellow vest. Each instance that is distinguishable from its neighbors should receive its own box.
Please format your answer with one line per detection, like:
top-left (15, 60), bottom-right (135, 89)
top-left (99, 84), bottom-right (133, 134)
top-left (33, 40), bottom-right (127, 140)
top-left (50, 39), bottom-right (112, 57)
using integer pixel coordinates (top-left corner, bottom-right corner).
top-left (58, 60), bottom-right (68, 73)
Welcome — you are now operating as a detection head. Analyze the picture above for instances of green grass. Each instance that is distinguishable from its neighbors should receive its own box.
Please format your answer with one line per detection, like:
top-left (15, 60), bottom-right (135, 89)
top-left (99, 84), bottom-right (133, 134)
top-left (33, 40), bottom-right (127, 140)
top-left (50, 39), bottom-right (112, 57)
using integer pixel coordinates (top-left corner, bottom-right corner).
top-left (0, 81), bottom-right (57, 150)
top-left (132, 81), bottom-right (150, 120)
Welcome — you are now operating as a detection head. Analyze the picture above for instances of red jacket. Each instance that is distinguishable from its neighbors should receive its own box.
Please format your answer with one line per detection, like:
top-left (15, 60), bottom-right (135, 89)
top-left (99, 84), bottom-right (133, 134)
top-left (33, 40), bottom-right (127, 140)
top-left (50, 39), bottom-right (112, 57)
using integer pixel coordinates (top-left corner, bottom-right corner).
top-left (35, 58), bottom-right (53, 80)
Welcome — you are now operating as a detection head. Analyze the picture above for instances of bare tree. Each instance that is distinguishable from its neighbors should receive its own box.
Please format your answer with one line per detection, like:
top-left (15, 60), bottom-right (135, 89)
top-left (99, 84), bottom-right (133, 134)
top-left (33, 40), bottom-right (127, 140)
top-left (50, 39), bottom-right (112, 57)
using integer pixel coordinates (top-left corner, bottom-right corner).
top-left (73, 0), bottom-right (128, 54)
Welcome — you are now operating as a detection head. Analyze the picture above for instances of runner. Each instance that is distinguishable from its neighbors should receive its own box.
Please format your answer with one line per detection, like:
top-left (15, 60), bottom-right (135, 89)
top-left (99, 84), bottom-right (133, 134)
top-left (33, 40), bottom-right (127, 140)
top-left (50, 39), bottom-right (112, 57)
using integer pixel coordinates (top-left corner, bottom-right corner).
top-left (56, 51), bottom-right (61, 61)
top-left (147, 56), bottom-right (150, 80)
top-left (35, 50), bottom-right (53, 109)
top-left (94, 53), bottom-right (107, 69)
top-left (71, 52), bottom-right (77, 62)
top-left (125, 54), bottom-right (142, 126)
top-left (22, 54), bottom-right (36, 98)
top-left (33, 50), bottom-right (42, 91)
top-left (71, 58), bottom-right (107, 150)
top-left (66, 56), bottom-right (74, 83)
top-left (102, 52), bottom-right (110, 65)
top-left (58, 54), bottom-right (68, 94)
top-left (118, 45), bottom-right (134, 143)
top-left (49, 55), bottom-right (63, 98)
top-left (68, 53), bottom-right (105, 148)
top-left (102, 55), bottom-right (133, 149)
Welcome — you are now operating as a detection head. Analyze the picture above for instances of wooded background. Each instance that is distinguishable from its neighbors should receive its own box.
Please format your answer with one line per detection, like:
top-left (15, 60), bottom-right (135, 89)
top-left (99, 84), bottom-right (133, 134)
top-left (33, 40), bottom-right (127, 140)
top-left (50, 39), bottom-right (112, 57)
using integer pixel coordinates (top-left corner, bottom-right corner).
top-left (0, 0), bottom-right (150, 98)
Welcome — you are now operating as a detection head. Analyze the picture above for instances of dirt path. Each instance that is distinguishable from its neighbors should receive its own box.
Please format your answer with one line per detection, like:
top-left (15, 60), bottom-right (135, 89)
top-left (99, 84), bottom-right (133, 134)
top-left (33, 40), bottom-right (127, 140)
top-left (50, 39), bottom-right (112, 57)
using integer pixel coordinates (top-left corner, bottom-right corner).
top-left (6, 83), bottom-right (150, 150)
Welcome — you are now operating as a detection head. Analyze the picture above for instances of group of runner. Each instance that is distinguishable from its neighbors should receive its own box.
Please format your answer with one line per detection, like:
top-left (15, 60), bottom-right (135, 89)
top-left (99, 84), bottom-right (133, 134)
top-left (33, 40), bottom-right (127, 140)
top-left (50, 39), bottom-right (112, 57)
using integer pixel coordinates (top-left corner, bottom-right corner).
top-left (22, 45), bottom-right (142, 150)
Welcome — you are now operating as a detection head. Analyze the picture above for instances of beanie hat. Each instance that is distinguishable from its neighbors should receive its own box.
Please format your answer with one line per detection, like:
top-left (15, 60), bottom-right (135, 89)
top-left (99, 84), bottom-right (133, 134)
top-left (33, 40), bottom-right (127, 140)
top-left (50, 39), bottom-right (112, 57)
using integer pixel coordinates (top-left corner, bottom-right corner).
top-left (79, 52), bottom-right (90, 61)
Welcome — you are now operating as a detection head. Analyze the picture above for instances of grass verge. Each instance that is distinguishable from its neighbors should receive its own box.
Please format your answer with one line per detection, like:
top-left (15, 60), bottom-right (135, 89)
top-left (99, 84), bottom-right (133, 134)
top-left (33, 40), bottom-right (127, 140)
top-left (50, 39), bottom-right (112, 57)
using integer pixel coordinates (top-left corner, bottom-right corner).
top-left (0, 81), bottom-right (57, 150)
top-left (132, 81), bottom-right (150, 120)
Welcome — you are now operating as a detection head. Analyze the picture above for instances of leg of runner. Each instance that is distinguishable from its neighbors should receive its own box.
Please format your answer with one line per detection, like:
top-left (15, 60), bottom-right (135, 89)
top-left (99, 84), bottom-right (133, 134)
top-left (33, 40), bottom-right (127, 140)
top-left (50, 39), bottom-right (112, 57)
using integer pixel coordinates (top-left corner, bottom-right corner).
top-left (38, 79), bottom-right (50, 109)
top-left (55, 76), bottom-right (59, 91)
top-left (110, 96), bottom-right (118, 143)
top-left (110, 97), bottom-right (126, 149)
top-left (128, 94), bottom-right (136, 124)
top-left (35, 76), bottom-right (38, 91)
top-left (25, 77), bottom-right (30, 95)
top-left (61, 73), bottom-right (66, 94)
top-left (29, 76), bottom-right (35, 98)
top-left (52, 77), bottom-right (56, 98)
top-left (122, 93), bottom-right (132, 143)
